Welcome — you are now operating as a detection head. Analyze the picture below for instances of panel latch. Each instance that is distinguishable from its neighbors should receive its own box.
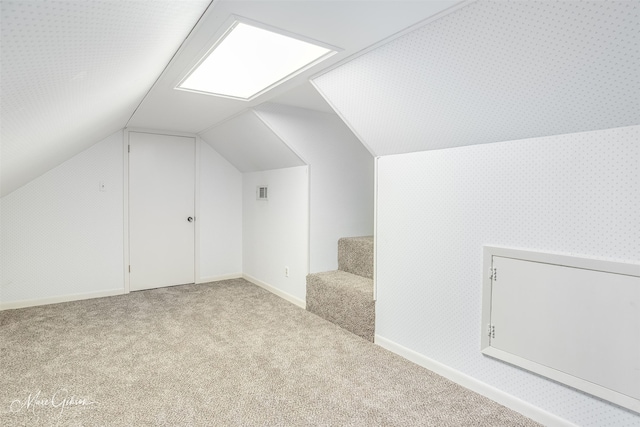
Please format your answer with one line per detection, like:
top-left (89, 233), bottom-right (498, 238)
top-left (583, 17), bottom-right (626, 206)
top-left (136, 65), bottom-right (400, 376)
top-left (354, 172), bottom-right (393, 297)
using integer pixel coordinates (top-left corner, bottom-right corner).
top-left (488, 324), bottom-right (495, 339)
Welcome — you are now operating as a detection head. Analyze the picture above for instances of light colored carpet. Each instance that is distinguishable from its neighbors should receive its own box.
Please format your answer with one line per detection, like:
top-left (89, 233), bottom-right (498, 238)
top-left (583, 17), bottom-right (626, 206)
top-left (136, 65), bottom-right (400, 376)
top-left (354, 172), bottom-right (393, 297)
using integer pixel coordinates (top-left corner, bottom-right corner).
top-left (306, 270), bottom-right (375, 342)
top-left (0, 279), bottom-right (539, 426)
top-left (307, 235), bottom-right (375, 341)
top-left (338, 236), bottom-right (374, 279)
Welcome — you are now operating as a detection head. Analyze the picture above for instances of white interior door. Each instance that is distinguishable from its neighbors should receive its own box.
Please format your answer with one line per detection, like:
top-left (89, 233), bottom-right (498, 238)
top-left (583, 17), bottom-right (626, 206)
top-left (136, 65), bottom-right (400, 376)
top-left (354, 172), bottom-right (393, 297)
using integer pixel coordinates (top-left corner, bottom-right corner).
top-left (129, 132), bottom-right (195, 291)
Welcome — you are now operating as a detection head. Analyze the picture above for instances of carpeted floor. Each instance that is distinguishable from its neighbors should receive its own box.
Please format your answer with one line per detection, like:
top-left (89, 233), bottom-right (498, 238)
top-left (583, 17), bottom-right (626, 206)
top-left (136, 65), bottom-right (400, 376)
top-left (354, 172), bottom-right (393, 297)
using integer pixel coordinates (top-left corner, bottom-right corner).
top-left (0, 279), bottom-right (540, 426)
top-left (306, 270), bottom-right (375, 342)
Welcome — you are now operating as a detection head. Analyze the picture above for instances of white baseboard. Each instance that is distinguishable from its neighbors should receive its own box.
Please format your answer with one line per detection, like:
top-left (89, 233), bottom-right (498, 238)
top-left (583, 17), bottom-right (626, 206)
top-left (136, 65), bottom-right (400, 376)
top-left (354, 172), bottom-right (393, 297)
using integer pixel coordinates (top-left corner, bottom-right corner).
top-left (375, 335), bottom-right (577, 427)
top-left (242, 274), bottom-right (306, 308)
top-left (2, 275), bottom-right (242, 310)
top-left (196, 273), bottom-right (242, 284)
top-left (0, 288), bottom-right (126, 311)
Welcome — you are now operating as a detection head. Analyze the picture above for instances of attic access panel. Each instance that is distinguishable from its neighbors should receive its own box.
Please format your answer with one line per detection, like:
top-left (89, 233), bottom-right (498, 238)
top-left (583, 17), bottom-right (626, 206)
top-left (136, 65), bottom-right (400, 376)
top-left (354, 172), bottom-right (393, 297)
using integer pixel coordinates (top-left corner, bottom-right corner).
top-left (481, 246), bottom-right (640, 413)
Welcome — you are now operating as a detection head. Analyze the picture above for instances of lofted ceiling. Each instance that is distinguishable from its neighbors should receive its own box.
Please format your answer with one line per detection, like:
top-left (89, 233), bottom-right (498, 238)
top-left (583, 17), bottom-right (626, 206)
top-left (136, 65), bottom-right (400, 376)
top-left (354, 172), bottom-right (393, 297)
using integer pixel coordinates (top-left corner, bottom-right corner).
top-left (313, 0), bottom-right (640, 156)
top-left (125, 0), bottom-right (461, 132)
top-left (200, 109), bottom-right (305, 172)
top-left (0, 0), bottom-right (461, 196)
top-left (3, 0), bottom-right (637, 196)
top-left (0, 0), bottom-right (212, 196)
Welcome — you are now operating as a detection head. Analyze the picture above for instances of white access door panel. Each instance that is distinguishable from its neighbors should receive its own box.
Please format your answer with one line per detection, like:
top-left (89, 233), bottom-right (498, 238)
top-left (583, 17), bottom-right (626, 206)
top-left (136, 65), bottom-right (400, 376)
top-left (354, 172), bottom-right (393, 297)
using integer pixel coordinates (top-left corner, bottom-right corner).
top-left (129, 132), bottom-right (195, 291)
top-left (482, 247), bottom-right (640, 413)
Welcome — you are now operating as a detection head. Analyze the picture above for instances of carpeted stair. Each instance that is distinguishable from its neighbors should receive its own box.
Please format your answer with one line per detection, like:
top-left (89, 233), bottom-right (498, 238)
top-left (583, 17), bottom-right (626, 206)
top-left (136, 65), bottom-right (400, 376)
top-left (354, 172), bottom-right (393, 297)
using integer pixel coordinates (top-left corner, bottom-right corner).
top-left (306, 236), bottom-right (374, 342)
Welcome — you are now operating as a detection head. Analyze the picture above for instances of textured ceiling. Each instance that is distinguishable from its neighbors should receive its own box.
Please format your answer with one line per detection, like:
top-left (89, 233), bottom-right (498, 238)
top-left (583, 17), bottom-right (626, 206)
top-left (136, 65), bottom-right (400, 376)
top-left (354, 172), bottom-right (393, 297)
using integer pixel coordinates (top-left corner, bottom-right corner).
top-left (3, 0), bottom-right (638, 195)
top-left (1, 0), bottom-right (461, 196)
top-left (313, 0), bottom-right (640, 156)
top-left (126, 0), bottom-right (461, 133)
top-left (0, 0), bottom-right (212, 196)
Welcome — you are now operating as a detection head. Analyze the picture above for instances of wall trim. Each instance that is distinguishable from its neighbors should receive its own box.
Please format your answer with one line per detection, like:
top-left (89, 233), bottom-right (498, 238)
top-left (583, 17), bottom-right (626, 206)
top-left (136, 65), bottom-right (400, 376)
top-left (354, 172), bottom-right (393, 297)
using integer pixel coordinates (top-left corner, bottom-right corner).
top-left (375, 335), bottom-right (578, 427)
top-left (196, 273), bottom-right (242, 284)
top-left (122, 128), bottom-right (130, 294)
top-left (242, 274), bottom-right (306, 308)
top-left (1, 276), bottom-right (246, 310)
top-left (125, 129), bottom-right (200, 292)
top-left (194, 138), bottom-right (202, 284)
top-left (124, 127), bottom-right (198, 139)
top-left (0, 289), bottom-right (126, 311)
top-left (373, 156), bottom-right (379, 301)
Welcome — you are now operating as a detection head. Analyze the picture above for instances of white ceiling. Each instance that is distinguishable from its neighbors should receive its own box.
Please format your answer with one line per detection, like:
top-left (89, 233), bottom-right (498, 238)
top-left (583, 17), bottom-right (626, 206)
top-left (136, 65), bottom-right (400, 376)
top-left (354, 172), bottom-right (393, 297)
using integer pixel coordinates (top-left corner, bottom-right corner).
top-left (3, 0), bottom-right (637, 195)
top-left (271, 82), bottom-right (335, 115)
top-left (0, 0), bottom-right (212, 196)
top-left (126, 0), bottom-right (461, 133)
top-left (1, 0), bottom-right (461, 196)
top-left (313, 0), bottom-right (640, 156)
top-left (200, 110), bottom-right (305, 172)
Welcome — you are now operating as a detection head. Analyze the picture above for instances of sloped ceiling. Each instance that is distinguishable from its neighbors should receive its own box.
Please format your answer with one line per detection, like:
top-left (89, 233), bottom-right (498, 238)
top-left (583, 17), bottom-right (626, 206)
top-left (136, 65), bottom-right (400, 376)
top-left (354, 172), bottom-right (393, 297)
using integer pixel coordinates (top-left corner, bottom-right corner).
top-left (198, 82), bottom-right (337, 172)
top-left (199, 110), bottom-right (305, 172)
top-left (0, 0), bottom-right (212, 196)
top-left (271, 82), bottom-right (335, 115)
top-left (312, 0), bottom-right (640, 156)
top-left (3, 0), bottom-right (638, 195)
top-left (1, 0), bottom-right (461, 196)
top-left (125, 0), bottom-right (461, 132)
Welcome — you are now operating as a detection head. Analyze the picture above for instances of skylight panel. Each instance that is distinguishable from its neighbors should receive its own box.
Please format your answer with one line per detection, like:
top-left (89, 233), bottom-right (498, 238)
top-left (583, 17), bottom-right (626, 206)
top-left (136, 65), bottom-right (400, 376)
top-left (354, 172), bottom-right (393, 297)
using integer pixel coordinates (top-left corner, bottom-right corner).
top-left (177, 21), bottom-right (336, 100)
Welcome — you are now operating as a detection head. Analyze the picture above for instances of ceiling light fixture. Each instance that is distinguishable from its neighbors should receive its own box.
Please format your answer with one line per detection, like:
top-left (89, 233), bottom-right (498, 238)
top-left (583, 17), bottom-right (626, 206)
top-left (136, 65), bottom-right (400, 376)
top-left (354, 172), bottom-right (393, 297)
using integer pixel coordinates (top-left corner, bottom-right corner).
top-left (177, 20), bottom-right (337, 100)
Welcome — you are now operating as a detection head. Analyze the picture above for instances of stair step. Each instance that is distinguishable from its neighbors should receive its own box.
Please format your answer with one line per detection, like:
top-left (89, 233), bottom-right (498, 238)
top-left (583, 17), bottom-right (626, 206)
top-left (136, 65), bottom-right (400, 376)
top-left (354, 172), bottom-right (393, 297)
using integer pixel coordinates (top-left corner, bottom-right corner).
top-left (306, 270), bottom-right (374, 342)
top-left (338, 236), bottom-right (373, 279)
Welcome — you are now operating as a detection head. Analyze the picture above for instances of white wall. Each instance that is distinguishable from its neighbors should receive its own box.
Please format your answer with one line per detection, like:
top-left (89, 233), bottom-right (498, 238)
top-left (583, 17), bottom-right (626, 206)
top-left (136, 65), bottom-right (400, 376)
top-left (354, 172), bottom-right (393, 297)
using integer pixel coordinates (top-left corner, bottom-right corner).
top-left (375, 126), bottom-right (640, 427)
top-left (0, 131), bottom-right (246, 309)
top-left (1, 131), bottom-right (125, 308)
top-left (198, 140), bottom-right (242, 281)
top-left (255, 104), bottom-right (374, 273)
top-left (242, 166), bottom-right (309, 306)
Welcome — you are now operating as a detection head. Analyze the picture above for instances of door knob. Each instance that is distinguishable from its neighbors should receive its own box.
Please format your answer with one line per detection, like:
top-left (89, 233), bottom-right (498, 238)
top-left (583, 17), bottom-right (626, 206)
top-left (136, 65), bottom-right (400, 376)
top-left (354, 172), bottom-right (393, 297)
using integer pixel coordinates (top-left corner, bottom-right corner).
top-left (187, 217), bottom-right (194, 222)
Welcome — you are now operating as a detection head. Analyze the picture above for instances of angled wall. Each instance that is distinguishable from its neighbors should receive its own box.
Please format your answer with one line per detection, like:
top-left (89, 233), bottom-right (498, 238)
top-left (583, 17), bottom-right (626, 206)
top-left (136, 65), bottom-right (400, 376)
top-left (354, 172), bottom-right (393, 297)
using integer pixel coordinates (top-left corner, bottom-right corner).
top-left (1, 131), bottom-right (126, 308)
top-left (1, 0), bottom-right (212, 196)
top-left (254, 104), bottom-right (374, 273)
top-left (313, 0), bottom-right (640, 157)
top-left (199, 110), bottom-right (305, 173)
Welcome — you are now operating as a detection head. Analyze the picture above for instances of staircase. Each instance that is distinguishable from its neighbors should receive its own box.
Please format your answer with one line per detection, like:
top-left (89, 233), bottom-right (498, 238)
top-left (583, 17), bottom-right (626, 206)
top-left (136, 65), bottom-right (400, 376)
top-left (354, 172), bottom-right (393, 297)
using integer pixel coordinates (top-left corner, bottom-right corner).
top-left (306, 236), bottom-right (374, 342)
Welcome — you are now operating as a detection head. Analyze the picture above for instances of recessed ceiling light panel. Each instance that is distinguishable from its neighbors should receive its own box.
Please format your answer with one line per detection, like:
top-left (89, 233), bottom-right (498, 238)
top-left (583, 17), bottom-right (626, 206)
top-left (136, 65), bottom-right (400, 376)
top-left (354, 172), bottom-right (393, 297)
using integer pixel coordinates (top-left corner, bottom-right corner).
top-left (177, 20), bottom-right (338, 100)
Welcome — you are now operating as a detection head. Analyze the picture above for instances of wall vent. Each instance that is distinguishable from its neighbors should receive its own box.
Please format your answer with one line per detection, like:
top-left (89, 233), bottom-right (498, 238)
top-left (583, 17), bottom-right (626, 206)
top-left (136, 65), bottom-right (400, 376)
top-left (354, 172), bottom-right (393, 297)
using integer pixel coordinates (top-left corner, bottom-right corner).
top-left (256, 185), bottom-right (268, 201)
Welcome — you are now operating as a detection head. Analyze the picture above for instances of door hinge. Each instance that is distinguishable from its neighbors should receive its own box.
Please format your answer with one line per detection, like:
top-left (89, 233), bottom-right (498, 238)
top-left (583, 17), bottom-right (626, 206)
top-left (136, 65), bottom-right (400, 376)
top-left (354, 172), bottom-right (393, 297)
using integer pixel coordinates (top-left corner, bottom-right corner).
top-left (128, 145), bottom-right (130, 153)
top-left (489, 267), bottom-right (497, 281)
top-left (488, 324), bottom-right (495, 339)
top-left (128, 265), bottom-right (131, 273)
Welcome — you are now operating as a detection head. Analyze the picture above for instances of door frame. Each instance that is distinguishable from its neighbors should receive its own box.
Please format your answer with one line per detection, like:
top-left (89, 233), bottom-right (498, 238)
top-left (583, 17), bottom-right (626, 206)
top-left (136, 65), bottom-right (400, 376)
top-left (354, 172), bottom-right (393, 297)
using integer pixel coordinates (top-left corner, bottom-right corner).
top-left (123, 127), bottom-right (201, 293)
